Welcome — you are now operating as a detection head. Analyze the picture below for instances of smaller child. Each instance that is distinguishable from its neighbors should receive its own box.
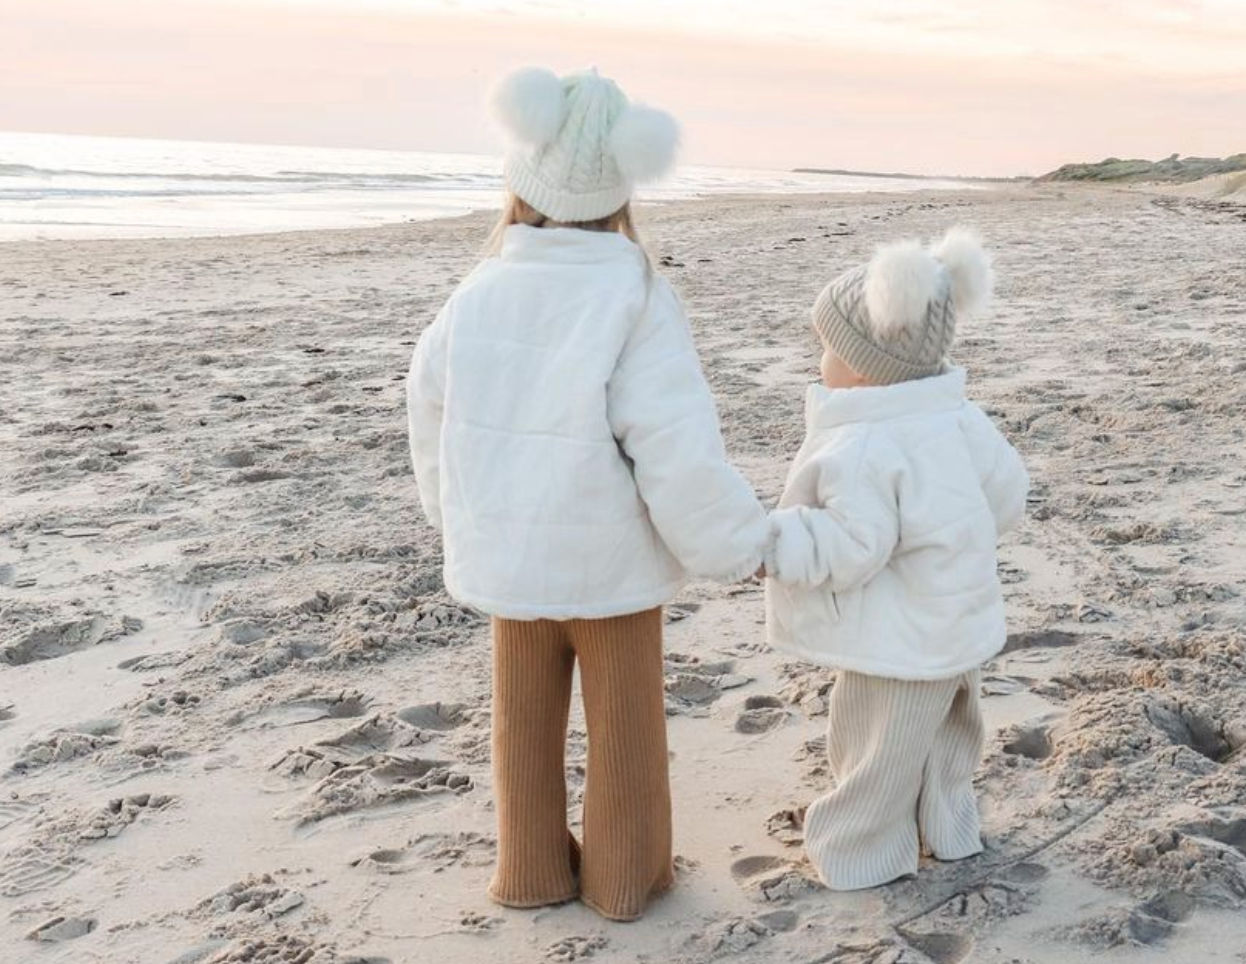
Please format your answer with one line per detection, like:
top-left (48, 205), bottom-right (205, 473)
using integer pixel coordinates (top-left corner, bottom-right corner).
top-left (764, 227), bottom-right (1029, 891)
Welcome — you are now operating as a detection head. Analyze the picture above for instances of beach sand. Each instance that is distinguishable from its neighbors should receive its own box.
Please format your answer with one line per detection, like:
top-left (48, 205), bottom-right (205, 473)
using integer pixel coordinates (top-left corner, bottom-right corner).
top-left (3, 184), bottom-right (1246, 964)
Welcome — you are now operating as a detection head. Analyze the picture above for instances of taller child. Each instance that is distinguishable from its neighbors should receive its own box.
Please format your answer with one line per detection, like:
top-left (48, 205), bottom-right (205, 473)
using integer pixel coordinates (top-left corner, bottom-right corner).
top-left (406, 67), bottom-right (767, 921)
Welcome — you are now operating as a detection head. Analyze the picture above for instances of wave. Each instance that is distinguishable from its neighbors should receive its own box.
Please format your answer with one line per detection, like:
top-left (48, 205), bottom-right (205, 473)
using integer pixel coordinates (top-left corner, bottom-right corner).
top-left (275, 169), bottom-right (470, 183)
top-left (0, 162), bottom-right (497, 186)
top-left (0, 187), bottom-right (306, 200)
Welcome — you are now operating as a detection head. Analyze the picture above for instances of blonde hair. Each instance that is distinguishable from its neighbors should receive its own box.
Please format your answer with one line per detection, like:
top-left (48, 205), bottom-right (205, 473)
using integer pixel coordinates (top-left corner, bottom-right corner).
top-left (486, 194), bottom-right (645, 257)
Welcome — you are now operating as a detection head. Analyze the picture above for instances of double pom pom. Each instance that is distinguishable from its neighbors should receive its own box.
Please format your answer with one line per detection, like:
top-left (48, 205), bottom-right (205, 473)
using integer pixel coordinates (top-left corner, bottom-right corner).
top-left (490, 67), bottom-right (680, 184)
top-left (864, 227), bottom-right (994, 338)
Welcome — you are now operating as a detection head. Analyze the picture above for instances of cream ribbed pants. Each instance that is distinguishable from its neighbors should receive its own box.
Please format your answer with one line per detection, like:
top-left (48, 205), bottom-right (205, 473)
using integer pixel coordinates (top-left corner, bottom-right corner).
top-left (804, 669), bottom-right (984, 891)
top-left (488, 608), bottom-right (674, 922)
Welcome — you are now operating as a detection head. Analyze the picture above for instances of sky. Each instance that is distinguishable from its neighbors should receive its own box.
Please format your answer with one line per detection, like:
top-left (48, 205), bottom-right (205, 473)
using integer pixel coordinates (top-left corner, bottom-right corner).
top-left (5, 0), bottom-right (1244, 176)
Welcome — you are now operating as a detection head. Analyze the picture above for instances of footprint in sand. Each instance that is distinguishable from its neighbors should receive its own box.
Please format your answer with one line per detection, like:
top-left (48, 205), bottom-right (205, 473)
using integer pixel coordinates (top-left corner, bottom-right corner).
top-left (116, 650), bottom-right (189, 672)
top-left (995, 861), bottom-right (1051, 885)
top-left (217, 618), bottom-right (269, 646)
top-left (935, 877), bottom-right (1033, 924)
top-left (1128, 890), bottom-right (1195, 944)
top-left (2, 615), bottom-right (137, 666)
top-left (458, 911), bottom-right (503, 932)
top-left (0, 847), bottom-right (78, 898)
top-left (271, 716), bottom-right (473, 823)
top-left (730, 854), bottom-right (815, 902)
top-left (896, 928), bottom-right (975, 964)
top-left (544, 935), bottom-right (608, 962)
top-left (765, 807), bottom-right (806, 846)
top-left (1068, 889), bottom-right (1194, 949)
top-left (248, 691), bottom-right (372, 729)
top-left (351, 832), bottom-right (495, 874)
top-left (202, 935), bottom-right (388, 963)
top-left (1000, 629), bottom-right (1081, 655)
top-left (78, 792), bottom-right (176, 840)
top-left (352, 847), bottom-right (418, 875)
top-left (665, 601), bottom-right (702, 623)
top-left (2, 793), bottom-right (174, 896)
top-left (756, 909), bottom-right (800, 932)
top-left (1175, 808), bottom-right (1246, 855)
top-left (731, 854), bottom-right (790, 883)
top-left (735, 695), bottom-right (789, 734)
top-left (136, 690), bottom-right (203, 717)
top-left (1145, 700), bottom-right (1235, 763)
top-left (12, 718), bottom-right (125, 772)
top-left (25, 916), bottom-right (97, 942)
top-left (698, 916), bottom-right (778, 956)
top-left (395, 701), bottom-right (467, 731)
top-left (197, 873), bottom-right (306, 919)
top-left (980, 674), bottom-right (1036, 697)
top-left (273, 711), bottom-right (434, 768)
top-left (1001, 722), bottom-right (1055, 761)
top-left (664, 653), bottom-right (753, 714)
top-left (0, 795), bottom-right (39, 833)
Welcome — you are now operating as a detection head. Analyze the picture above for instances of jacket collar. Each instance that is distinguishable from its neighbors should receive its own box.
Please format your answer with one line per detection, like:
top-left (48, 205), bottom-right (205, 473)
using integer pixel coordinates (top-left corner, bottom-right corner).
top-left (805, 367), bottom-right (967, 430)
top-left (500, 224), bottom-right (643, 265)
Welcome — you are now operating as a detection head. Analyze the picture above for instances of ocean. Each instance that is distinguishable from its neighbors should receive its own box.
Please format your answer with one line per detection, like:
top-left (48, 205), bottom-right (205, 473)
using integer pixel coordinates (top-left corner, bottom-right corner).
top-left (0, 131), bottom-right (980, 241)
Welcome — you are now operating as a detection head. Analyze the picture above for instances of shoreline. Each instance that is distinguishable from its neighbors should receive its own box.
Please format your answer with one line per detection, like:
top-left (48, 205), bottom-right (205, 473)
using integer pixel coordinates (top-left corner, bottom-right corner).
top-left (6, 175), bottom-right (1242, 246)
top-left (3, 186), bottom-right (1245, 963)
top-left (0, 184), bottom-right (993, 246)
top-left (0, 182), bottom-right (993, 247)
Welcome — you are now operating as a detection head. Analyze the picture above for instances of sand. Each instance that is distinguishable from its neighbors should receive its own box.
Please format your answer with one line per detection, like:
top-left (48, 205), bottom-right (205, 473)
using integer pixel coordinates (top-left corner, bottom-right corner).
top-left (1164, 171), bottom-right (1246, 201)
top-left (2, 184), bottom-right (1246, 964)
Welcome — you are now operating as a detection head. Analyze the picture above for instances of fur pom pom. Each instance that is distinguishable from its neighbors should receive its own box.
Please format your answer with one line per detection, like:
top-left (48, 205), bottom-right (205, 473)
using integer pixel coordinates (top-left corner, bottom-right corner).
top-left (490, 67), bottom-right (567, 147)
top-left (864, 241), bottom-right (941, 338)
top-left (608, 105), bottom-right (680, 183)
top-left (931, 226), bottom-right (993, 315)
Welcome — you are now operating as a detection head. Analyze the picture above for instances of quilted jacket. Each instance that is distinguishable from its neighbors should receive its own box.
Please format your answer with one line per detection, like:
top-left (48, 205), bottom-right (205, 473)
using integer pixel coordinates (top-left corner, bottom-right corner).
top-left (408, 225), bottom-right (767, 619)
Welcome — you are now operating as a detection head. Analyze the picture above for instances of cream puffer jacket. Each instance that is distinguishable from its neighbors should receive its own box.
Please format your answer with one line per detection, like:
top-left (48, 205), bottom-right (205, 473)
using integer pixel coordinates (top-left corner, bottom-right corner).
top-left (764, 369), bottom-right (1029, 679)
top-left (407, 225), bottom-right (767, 620)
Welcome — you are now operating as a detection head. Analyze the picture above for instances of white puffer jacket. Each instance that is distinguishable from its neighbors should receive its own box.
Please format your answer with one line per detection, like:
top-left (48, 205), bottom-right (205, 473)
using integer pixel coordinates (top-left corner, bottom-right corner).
top-left (764, 369), bottom-right (1029, 680)
top-left (408, 225), bottom-right (767, 620)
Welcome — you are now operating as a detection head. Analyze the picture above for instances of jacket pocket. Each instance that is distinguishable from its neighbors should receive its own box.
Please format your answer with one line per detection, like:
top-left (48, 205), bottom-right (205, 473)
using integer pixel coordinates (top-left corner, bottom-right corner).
top-left (789, 583), bottom-right (840, 629)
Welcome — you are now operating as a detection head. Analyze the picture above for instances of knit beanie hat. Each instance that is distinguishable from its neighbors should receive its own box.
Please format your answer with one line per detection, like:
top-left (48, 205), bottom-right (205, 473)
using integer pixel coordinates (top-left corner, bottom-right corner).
top-left (812, 226), bottom-right (994, 385)
top-left (490, 67), bottom-right (680, 223)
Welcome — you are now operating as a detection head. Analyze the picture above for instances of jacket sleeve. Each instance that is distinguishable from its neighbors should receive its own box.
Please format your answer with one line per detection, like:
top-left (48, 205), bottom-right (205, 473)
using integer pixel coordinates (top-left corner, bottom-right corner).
top-left (963, 404), bottom-right (1030, 536)
top-left (764, 436), bottom-right (900, 591)
top-left (406, 305), bottom-right (450, 532)
top-left (606, 279), bottom-right (767, 582)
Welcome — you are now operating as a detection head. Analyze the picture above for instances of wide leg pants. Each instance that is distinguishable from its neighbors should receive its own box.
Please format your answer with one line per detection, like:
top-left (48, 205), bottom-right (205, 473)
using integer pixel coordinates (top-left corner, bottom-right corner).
top-left (488, 608), bottom-right (674, 921)
top-left (803, 669), bottom-right (985, 891)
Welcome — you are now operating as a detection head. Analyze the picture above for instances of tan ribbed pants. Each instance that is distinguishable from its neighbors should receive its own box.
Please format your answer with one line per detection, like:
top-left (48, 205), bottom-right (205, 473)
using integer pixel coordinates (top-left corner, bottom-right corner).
top-left (804, 669), bottom-right (985, 891)
top-left (488, 608), bottom-right (674, 922)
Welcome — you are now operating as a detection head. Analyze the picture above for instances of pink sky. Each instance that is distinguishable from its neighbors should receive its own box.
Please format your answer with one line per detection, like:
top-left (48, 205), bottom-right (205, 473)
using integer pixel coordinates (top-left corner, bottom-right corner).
top-left (6, 0), bottom-right (1244, 175)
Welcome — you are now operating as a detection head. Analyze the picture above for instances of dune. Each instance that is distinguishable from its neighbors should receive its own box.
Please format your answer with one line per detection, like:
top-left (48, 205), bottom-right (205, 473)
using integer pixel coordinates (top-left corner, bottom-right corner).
top-left (1165, 171), bottom-right (1246, 200)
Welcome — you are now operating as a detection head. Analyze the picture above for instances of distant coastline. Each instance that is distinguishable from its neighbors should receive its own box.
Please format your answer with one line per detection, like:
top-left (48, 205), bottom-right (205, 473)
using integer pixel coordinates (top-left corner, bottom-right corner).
top-left (794, 167), bottom-right (1027, 184)
top-left (796, 153), bottom-right (1246, 190)
top-left (1037, 152), bottom-right (1246, 184)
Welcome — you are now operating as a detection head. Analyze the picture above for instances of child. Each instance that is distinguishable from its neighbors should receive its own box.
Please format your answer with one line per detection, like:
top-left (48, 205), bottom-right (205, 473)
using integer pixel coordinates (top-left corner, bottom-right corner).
top-left (763, 227), bottom-right (1029, 891)
top-left (406, 67), bottom-right (767, 921)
